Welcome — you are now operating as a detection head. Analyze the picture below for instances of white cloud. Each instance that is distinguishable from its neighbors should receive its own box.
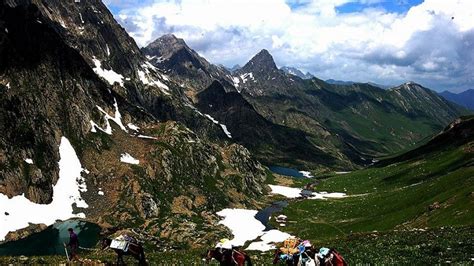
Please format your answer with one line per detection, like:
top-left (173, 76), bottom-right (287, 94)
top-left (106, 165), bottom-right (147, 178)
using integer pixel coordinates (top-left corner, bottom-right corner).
top-left (111, 0), bottom-right (474, 92)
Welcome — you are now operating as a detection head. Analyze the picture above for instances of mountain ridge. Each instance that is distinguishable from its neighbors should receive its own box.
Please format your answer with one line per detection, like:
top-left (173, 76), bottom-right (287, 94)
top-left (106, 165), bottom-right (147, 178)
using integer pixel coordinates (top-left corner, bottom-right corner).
top-left (142, 34), bottom-right (470, 169)
top-left (439, 89), bottom-right (474, 110)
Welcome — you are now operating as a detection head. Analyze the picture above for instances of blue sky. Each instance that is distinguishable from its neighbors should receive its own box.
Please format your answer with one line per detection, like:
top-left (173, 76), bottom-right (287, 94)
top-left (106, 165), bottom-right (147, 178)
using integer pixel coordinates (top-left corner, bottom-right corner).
top-left (105, 0), bottom-right (474, 92)
top-left (335, 0), bottom-right (423, 14)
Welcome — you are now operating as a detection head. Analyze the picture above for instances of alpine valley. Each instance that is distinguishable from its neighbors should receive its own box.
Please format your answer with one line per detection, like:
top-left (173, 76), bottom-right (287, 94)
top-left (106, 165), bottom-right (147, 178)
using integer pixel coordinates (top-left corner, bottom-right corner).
top-left (0, 0), bottom-right (472, 264)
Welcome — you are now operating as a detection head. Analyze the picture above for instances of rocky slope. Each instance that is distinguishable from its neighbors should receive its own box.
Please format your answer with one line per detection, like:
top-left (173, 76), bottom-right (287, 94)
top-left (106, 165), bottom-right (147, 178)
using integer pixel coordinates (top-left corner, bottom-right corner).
top-left (0, 0), bottom-right (268, 248)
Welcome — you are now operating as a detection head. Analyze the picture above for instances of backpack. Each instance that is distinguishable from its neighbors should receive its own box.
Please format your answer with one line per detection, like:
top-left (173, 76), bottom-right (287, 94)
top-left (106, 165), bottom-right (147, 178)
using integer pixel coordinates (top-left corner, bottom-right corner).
top-left (280, 238), bottom-right (300, 255)
top-left (330, 249), bottom-right (347, 266)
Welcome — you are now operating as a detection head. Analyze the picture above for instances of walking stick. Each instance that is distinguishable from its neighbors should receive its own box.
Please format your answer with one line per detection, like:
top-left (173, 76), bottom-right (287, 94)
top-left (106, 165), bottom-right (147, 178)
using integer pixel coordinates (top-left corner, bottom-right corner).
top-left (63, 243), bottom-right (70, 261)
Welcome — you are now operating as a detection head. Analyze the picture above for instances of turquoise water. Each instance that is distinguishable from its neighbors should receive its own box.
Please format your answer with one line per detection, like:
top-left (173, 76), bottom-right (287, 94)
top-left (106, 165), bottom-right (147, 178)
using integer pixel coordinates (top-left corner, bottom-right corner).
top-left (268, 166), bottom-right (305, 178)
top-left (0, 220), bottom-right (101, 256)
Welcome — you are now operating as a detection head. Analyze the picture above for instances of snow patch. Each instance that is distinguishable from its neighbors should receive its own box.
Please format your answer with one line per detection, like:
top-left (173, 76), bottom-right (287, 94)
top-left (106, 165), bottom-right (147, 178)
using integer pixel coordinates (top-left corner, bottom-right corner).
top-left (205, 114), bottom-right (219, 124)
top-left (92, 58), bottom-right (124, 87)
top-left (127, 123), bottom-right (140, 131)
top-left (216, 209), bottom-right (293, 252)
top-left (299, 171), bottom-right (313, 178)
top-left (268, 185), bottom-right (302, 198)
top-left (138, 135), bottom-right (158, 140)
top-left (106, 44), bottom-right (111, 57)
top-left (24, 158), bottom-right (33, 164)
top-left (247, 230), bottom-right (292, 252)
top-left (335, 171), bottom-right (351, 175)
top-left (0, 137), bottom-right (88, 241)
top-left (216, 209), bottom-right (265, 247)
top-left (120, 153), bottom-right (139, 165)
top-left (232, 77), bottom-right (241, 91)
top-left (240, 73), bottom-right (254, 84)
top-left (220, 124), bottom-right (232, 138)
top-left (98, 191), bottom-right (104, 196)
top-left (138, 65), bottom-right (170, 94)
top-left (269, 185), bottom-right (346, 200)
top-left (79, 13), bottom-right (85, 24)
top-left (90, 98), bottom-right (127, 135)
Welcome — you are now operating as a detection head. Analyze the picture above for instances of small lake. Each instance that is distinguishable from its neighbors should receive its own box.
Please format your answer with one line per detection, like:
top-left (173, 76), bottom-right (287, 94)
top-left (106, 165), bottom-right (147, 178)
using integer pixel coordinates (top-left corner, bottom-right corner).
top-left (255, 201), bottom-right (288, 230)
top-left (0, 220), bottom-right (101, 256)
top-left (268, 166), bottom-right (306, 178)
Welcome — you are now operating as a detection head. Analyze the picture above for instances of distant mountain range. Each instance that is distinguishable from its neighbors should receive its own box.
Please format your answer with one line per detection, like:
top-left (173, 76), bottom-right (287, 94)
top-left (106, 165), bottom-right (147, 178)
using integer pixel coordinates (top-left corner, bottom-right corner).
top-left (143, 36), bottom-right (470, 170)
top-left (325, 79), bottom-right (393, 89)
top-left (281, 66), bottom-right (315, 79)
top-left (439, 89), bottom-right (474, 110)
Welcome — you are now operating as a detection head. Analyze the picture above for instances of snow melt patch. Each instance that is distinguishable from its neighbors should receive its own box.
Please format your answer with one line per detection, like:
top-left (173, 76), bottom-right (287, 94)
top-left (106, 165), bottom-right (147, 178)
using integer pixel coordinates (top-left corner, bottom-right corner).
top-left (92, 58), bottom-right (124, 87)
top-left (24, 158), bottom-right (33, 164)
top-left (269, 185), bottom-right (346, 200)
top-left (127, 123), bottom-right (139, 131)
top-left (205, 114), bottom-right (219, 124)
top-left (268, 185), bottom-right (302, 198)
top-left (0, 137), bottom-right (88, 241)
top-left (138, 135), bottom-right (158, 140)
top-left (217, 209), bottom-right (293, 252)
top-left (335, 171), bottom-right (351, 175)
top-left (105, 44), bottom-right (111, 57)
top-left (299, 171), bottom-right (313, 178)
top-left (138, 64), bottom-right (170, 94)
top-left (232, 77), bottom-right (241, 92)
top-left (217, 209), bottom-right (265, 247)
top-left (247, 230), bottom-right (292, 252)
top-left (90, 98), bottom-right (127, 135)
top-left (79, 13), bottom-right (85, 24)
top-left (240, 73), bottom-right (254, 84)
top-left (120, 153), bottom-right (139, 165)
top-left (220, 124), bottom-right (232, 138)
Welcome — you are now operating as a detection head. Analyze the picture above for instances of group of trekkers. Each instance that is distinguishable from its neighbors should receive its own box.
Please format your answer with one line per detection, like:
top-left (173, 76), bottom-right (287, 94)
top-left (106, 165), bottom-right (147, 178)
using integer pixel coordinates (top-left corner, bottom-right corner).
top-left (64, 229), bottom-right (345, 265)
top-left (206, 237), bottom-right (347, 266)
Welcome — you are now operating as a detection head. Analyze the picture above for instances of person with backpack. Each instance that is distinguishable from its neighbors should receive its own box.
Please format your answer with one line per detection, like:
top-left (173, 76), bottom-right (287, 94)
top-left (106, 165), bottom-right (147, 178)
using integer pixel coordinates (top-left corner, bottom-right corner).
top-left (65, 228), bottom-right (79, 261)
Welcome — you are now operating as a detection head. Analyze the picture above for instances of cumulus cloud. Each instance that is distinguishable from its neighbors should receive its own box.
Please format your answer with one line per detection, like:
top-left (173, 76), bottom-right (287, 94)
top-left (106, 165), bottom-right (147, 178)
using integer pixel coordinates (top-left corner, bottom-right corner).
top-left (109, 0), bottom-right (474, 92)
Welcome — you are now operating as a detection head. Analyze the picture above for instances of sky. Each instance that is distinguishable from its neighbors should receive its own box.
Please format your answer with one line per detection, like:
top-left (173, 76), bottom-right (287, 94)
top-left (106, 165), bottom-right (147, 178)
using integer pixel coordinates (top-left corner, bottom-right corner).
top-left (104, 0), bottom-right (474, 92)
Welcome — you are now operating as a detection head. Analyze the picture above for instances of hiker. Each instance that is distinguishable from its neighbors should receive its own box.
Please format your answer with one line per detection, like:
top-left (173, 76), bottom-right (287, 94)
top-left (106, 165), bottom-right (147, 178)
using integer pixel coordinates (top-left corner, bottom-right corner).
top-left (66, 228), bottom-right (79, 261)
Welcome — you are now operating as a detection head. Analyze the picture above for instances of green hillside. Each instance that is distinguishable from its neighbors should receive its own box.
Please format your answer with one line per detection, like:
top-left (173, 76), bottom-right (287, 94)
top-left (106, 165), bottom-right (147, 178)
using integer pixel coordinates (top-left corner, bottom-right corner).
top-left (279, 116), bottom-right (474, 243)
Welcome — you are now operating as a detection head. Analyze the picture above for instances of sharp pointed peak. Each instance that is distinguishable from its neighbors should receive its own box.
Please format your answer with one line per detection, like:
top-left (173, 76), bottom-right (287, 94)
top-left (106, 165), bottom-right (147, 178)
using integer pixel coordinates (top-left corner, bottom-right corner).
top-left (242, 49), bottom-right (277, 72)
top-left (145, 33), bottom-right (189, 51)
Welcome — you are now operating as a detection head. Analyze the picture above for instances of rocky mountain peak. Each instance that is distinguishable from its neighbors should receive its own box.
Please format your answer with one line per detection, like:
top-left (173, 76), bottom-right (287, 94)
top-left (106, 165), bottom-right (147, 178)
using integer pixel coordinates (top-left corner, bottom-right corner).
top-left (146, 34), bottom-right (188, 55)
top-left (242, 49), bottom-right (278, 73)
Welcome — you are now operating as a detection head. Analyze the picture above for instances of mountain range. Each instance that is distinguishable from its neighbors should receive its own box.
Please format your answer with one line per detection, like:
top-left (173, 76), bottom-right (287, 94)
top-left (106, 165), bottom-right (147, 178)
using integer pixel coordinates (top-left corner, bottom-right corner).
top-left (439, 89), bottom-right (474, 110)
top-left (143, 35), bottom-right (469, 170)
top-left (0, 0), bottom-right (472, 257)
